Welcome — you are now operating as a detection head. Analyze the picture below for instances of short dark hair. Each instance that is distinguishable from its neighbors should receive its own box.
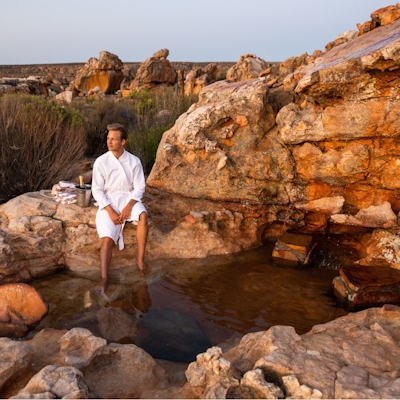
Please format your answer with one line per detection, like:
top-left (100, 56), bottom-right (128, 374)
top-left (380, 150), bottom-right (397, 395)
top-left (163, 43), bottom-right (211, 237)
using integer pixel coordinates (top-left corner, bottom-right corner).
top-left (107, 123), bottom-right (128, 140)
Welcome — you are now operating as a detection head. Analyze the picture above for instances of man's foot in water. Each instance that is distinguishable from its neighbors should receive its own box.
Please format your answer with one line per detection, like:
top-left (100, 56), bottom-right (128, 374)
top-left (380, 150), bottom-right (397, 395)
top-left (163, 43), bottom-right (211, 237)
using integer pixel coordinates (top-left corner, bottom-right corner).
top-left (137, 260), bottom-right (150, 277)
top-left (92, 278), bottom-right (108, 295)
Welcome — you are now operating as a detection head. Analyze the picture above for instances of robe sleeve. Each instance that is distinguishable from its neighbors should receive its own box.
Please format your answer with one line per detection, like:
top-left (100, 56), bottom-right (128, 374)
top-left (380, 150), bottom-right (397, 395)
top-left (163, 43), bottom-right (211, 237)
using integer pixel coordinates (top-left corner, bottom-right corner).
top-left (129, 160), bottom-right (146, 203)
top-left (91, 158), bottom-right (111, 210)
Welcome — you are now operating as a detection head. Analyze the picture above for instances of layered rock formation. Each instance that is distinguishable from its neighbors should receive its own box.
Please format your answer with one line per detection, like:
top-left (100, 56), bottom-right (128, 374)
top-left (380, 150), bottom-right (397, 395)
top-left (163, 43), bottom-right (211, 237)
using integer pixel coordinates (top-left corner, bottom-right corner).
top-left (148, 8), bottom-right (400, 242)
top-left (0, 190), bottom-right (271, 281)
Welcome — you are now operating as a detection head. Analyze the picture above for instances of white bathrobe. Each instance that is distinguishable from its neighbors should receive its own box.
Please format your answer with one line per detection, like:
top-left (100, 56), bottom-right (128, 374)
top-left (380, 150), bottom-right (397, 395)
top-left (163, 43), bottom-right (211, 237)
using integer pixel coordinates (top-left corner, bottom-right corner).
top-left (92, 150), bottom-right (147, 250)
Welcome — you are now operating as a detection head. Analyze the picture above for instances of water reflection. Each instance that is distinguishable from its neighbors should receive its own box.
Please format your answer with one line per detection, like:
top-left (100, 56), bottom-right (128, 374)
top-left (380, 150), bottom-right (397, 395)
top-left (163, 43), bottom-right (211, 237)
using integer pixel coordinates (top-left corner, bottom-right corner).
top-left (30, 241), bottom-right (350, 360)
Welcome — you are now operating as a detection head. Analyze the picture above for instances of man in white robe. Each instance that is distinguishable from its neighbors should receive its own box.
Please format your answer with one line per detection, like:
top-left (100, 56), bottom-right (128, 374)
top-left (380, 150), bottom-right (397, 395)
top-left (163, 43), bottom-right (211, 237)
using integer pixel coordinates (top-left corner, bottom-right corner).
top-left (91, 123), bottom-right (149, 294)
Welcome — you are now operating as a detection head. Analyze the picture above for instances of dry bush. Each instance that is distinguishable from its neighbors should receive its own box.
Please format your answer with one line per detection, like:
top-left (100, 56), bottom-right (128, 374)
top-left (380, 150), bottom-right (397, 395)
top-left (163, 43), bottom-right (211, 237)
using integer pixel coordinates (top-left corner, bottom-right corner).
top-left (68, 90), bottom-right (197, 175)
top-left (0, 95), bottom-right (87, 203)
top-left (67, 97), bottom-right (136, 157)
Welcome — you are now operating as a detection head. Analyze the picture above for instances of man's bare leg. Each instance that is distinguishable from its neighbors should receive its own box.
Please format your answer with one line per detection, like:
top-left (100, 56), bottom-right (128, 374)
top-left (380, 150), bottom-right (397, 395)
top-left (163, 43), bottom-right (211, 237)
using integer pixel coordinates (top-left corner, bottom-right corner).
top-left (136, 212), bottom-right (149, 276)
top-left (93, 237), bottom-right (114, 294)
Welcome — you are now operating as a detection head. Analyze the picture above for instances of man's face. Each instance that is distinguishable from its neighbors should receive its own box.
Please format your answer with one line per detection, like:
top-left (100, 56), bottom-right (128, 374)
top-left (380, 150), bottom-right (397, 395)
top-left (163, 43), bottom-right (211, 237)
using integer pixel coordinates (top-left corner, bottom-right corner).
top-left (107, 130), bottom-right (125, 153)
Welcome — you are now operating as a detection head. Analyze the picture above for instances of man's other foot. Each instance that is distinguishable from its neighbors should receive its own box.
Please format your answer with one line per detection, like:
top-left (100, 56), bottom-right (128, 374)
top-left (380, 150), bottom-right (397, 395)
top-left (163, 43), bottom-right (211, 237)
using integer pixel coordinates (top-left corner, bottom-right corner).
top-left (137, 261), bottom-right (150, 277)
top-left (92, 278), bottom-right (108, 295)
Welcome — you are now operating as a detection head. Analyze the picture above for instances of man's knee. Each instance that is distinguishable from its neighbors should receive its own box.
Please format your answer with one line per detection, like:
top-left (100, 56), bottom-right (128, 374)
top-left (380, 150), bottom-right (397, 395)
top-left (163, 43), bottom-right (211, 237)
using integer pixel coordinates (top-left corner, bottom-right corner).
top-left (101, 237), bottom-right (114, 248)
top-left (138, 211), bottom-right (148, 225)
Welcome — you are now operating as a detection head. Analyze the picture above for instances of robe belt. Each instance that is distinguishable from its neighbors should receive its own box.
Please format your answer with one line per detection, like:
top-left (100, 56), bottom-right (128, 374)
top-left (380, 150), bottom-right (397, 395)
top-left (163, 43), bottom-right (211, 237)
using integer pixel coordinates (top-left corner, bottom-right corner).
top-left (104, 190), bottom-right (131, 194)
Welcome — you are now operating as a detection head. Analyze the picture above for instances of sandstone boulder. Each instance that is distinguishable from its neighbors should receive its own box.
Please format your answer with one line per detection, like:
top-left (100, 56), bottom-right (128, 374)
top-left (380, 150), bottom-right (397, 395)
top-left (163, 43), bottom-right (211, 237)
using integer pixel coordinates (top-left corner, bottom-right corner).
top-left (148, 79), bottom-right (280, 202)
top-left (0, 193), bottom-right (64, 283)
top-left (295, 196), bottom-right (345, 214)
top-left (357, 4), bottom-right (400, 35)
top-left (226, 54), bottom-right (268, 81)
top-left (371, 4), bottom-right (400, 26)
top-left (74, 51), bottom-right (124, 94)
top-left (54, 90), bottom-right (75, 104)
top-left (357, 229), bottom-right (400, 269)
top-left (0, 338), bottom-right (34, 392)
top-left (218, 306), bottom-right (400, 399)
top-left (185, 346), bottom-right (241, 398)
top-left (333, 264), bottom-right (400, 308)
top-left (278, 16), bottom-right (400, 215)
top-left (0, 284), bottom-right (48, 338)
top-left (82, 343), bottom-right (169, 399)
top-left (58, 328), bottom-right (107, 370)
top-left (10, 365), bottom-right (89, 399)
top-left (128, 48), bottom-right (176, 91)
top-left (184, 63), bottom-right (219, 96)
top-left (331, 202), bottom-right (398, 229)
top-left (325, 30), bottom-right (358, 51)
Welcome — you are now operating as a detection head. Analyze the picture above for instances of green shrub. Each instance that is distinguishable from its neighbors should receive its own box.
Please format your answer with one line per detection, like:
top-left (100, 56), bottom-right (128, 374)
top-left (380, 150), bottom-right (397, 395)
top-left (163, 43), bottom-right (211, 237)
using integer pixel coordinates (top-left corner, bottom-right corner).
top-left (0, 94), bottom-right (87, 203)
top-left (125, 88), bottom-right (198, 173)
top-left (216, 70), bottom-right (227, 81)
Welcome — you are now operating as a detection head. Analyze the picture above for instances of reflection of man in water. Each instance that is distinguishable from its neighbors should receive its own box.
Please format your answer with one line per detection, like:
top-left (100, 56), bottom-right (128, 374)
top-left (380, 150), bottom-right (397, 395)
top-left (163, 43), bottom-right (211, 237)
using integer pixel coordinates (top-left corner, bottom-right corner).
top-left (135, 281), bottom-right (152, 312)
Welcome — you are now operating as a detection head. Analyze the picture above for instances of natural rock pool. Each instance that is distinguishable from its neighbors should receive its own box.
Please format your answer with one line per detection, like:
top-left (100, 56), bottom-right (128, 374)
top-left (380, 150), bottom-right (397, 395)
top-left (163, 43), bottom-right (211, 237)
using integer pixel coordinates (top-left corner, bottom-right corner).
top-left (29, 238), bottom-right (353, 363)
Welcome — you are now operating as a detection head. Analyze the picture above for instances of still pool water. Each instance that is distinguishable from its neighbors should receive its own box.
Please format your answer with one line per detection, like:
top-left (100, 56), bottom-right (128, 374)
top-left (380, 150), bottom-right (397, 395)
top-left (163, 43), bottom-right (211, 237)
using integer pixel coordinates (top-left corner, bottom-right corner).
top-left (30, 240), bottom-right (351, 362)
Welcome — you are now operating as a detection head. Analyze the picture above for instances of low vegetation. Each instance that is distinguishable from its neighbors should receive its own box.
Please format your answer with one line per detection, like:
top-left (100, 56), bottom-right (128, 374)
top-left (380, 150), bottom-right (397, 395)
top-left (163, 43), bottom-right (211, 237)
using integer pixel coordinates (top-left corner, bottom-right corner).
top-left (0, 90), bottom-right (198, 203)
top-left (124, 88), bottom-right (197, 172)
top-left (0, 95), bottom-right (87, 203)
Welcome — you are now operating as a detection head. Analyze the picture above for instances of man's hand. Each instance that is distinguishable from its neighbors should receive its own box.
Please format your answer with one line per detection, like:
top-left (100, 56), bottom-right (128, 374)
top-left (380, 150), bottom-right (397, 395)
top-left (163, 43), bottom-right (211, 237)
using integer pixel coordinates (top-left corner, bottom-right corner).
top-left (118, 200), bottom-right (137, 223)
top-left (105, 206), bottom-right (121, 225)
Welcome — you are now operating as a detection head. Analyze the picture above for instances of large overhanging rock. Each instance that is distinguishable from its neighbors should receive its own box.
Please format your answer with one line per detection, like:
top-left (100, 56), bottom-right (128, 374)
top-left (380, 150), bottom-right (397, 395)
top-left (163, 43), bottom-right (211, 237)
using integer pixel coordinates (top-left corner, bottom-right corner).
top-left (74, 51), bottom-right (124, 94)
top-left (283, 18), bottom-right (400, 97)
top-left (147, 78), bottom-right (294, 204)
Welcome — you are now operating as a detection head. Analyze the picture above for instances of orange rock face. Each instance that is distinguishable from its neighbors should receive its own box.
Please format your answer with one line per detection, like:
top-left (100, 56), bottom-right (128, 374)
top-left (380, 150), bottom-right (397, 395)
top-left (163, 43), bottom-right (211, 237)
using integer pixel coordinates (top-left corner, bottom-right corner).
top-left (0, 283), bottom-right (48, 337)
top-left (146, 12), bottom-right (400, 251)
top-left (74, 51), bottom-right (124, 94)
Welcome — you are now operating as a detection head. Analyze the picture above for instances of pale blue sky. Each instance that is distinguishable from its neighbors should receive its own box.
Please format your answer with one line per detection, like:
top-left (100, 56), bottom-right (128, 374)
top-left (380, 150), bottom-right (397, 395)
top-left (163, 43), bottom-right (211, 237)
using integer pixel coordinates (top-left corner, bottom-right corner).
top-left (0, 0), bottom-right (394, 64)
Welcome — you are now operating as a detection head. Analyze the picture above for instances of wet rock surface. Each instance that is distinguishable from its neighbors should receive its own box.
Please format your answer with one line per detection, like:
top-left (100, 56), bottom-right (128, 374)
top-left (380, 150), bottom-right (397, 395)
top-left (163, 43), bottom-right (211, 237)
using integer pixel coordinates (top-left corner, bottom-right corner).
top-left (334, 264), bottom-right (400, 308)
top-left (0, 231), bottom-right (398, 399)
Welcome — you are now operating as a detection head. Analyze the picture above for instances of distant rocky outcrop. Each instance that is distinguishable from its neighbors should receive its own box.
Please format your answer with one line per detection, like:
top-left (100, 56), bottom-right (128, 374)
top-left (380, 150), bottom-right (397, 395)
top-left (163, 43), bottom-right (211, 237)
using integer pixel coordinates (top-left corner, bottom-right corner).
top-left (0, 77), bottom-right (49, 96)
top-left (358, 3), bottom-right (400, 35)
top-left (184, 63), bottom-right (219, 96)
top-left (226, 53), bottom-right (268, 81)
top-left (73, 51), bottom-right (124, 95)
top-left (128, 48), bottom-right (177, 92)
